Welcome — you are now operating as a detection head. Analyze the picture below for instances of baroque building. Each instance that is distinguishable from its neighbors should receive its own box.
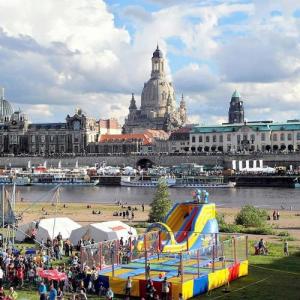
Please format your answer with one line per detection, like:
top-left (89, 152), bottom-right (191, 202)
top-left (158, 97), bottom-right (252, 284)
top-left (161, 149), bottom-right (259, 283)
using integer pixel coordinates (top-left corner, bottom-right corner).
top-left (123, 46), bottom-right (187, 133)
top-left (0, 89), bottom-right (121, 155)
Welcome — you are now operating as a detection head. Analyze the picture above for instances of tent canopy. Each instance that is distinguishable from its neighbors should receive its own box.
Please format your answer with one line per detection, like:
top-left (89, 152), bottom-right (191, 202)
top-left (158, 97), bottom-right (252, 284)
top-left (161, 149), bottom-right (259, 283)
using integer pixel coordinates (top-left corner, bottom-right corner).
top-left (70, 220), bottom-right (137, 245)
top-left (16, 217), bottom-right (81, 242)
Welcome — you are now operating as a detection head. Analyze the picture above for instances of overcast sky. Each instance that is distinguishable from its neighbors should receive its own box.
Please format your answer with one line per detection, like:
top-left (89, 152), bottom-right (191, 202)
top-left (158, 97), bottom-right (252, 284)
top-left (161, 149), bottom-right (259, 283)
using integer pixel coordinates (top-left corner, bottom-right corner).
top-left (0, 0), bottom-right (300, 125)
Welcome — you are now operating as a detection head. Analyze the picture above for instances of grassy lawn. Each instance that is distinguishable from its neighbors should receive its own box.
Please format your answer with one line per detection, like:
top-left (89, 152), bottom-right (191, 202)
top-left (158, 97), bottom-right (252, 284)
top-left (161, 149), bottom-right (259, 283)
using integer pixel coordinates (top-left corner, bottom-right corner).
top-left (200, 243), bottom-right (300, 300)
top-left (4, 242), bottom-right (300, 299)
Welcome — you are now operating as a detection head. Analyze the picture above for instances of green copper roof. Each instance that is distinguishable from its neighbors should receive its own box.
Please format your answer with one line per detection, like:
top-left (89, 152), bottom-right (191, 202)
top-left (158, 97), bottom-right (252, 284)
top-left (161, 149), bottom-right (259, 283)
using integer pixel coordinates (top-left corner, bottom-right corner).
top-left (192, 122), bottom-right (300, 134)
top-left (232, 90), bottom-right (241, 98)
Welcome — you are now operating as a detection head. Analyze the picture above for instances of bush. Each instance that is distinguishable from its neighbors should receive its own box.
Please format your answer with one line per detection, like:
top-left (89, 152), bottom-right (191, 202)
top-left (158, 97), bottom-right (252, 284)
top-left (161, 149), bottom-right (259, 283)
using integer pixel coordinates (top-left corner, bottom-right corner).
top-left (277, 231), bottom-right (290, 237)
top-left (235, 205), bottom-right (268, 227)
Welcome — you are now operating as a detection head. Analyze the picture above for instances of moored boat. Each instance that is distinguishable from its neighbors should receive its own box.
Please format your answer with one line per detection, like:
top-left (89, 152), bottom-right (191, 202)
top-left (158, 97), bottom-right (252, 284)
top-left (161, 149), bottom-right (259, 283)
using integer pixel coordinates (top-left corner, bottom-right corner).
top-left (120, 176), bottom-right (176, 187)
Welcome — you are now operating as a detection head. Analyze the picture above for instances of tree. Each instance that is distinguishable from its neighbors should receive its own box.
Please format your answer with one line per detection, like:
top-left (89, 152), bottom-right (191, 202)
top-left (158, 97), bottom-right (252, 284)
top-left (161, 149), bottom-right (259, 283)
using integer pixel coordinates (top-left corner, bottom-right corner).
top-left (235, 205), bottom-right (267, 227)
top-left (149, 179), bottom-right (172, 223)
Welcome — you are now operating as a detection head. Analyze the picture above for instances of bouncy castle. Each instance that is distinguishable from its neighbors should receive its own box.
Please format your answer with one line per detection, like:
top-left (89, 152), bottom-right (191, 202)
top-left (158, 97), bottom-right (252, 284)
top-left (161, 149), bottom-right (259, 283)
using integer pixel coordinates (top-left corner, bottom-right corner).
top-left (81, 190), bottom-right (248, 300)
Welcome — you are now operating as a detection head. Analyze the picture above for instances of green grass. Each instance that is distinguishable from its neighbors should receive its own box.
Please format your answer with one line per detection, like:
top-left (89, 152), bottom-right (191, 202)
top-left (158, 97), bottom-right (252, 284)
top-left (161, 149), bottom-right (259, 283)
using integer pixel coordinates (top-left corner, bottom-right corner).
top-left (199, 243), bottom-right (300, 300)
top-left (5, 242), bottom-right (300, 300)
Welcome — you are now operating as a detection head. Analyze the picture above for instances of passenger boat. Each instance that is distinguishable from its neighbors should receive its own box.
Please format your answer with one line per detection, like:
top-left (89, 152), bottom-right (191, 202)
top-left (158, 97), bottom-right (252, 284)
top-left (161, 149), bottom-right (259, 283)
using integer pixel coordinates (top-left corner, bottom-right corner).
top-left (31, 166), bottom-right (99, 186)
top-left (0, 175), bottom-right (31, 186)
top-left (172, 181), bottom-right (236, 188)
top-left (120, 176), bottom-right (176, 187)
top-left (172, 176), bottom-right (236, 188)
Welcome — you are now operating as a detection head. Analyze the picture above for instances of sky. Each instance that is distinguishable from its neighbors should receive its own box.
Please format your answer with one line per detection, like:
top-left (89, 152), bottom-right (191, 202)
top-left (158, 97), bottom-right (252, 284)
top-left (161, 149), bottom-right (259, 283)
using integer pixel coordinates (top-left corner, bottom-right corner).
top-left (0, 0), bottom-right (300, 125)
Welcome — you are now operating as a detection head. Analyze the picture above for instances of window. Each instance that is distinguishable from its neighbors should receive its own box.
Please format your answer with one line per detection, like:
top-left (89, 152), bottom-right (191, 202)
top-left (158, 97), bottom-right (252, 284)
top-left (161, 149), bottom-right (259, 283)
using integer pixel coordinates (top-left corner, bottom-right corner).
top-left (199, 135), bottom-right (203, 143)
top-left (237, 135), bottom-right (241, 143)
top-left (287, 133), bottom-right (292, 141)
top-left (41, 135), bottom-right (45, 143)
top-left (219, 135), bottom-right (223, 143)
top-left (31, 135), bottom-right (35, 143)
top-left (273, 134), bottom-right (277, 141)
top-left (243, 134), bottom-right (248, 141)
top-left (297, 132), bottom-right (300, 140)
top-left (261, 133), bottom-right (265, 141)
top-left (192, 136), bottom-right (195, 143)
top-left (50, 135), bottom-right (54, 142)
top-left (250, 134), bottom-right (255, 142)
top-left (280, 133), bottom-right (285, 141)
top-left (213, 135), bottom-right (216, 142)
top-left (205, 136), bottom-right (210, 143)
top-left (227, 134), bottom-right (231, 142)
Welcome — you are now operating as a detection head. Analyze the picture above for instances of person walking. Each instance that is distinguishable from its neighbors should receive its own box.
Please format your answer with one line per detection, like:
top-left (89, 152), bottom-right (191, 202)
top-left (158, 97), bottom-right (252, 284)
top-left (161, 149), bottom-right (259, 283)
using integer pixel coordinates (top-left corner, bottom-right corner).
top-left (49, 284), bottom-right (57, 300)
top-left (125, 276), bottom-right (132, 297)
top-left (161, 277), bottom-right (170, 300)
top-left (277, 210), bottom-right (280, 220)
top-left (284, 240), bottom-right (289, 256)
top-left (0, 266), bottom-right (4, 288)
top-left (38, 282), bottom-right (47, 300)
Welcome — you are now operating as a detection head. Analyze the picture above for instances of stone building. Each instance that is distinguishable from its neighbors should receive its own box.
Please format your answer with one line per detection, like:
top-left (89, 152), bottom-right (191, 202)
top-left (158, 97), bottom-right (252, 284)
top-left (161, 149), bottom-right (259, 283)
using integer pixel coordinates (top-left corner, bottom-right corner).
top-left (123, 46), bottom-right (187, 133)
top-left (0, 89), bottom-right (121, 155)
top-left (189, 121), bottom-right (300, 153)
top-left (228, 90), bottom-right (244, 124)
top-left (89, 129), bottom-right (169, 154)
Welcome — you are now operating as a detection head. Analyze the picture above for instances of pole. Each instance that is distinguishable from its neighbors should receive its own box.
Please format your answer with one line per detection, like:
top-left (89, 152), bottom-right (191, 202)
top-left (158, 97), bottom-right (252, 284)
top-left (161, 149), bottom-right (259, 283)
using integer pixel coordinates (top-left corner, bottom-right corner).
top-left (12, 184), bottom-right (16, 247)
top-left (144, 233), bottom-right (148, 280)
top-left (180, 252), bottom-right (183, 284)
top-left (212, 244), bottom-right (215, 273)
top-left (245, 235), bottom-right (248, 260)
top-left (99, 242), bottom-right (103, 270)
top-left (233, 237), bottom-right (237, 264)
top-left (197, 249), bottom-right (200, 277)
top-left (2, 185), bottom-right (5, 229)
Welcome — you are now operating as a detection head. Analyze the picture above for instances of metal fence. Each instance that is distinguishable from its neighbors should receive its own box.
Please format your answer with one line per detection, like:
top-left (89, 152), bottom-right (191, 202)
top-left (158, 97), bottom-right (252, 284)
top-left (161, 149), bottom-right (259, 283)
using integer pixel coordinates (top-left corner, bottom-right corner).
top-left (80, 232), bottom-right (248, 282)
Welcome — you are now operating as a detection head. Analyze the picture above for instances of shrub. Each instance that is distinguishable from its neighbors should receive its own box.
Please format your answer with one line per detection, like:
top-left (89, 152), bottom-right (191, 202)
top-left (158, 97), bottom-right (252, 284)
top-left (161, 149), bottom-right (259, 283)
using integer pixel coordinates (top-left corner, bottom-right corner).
top-left (235, 205), bottom-right (268, 227)
top-left (277, 231), bottom-right (290, 237)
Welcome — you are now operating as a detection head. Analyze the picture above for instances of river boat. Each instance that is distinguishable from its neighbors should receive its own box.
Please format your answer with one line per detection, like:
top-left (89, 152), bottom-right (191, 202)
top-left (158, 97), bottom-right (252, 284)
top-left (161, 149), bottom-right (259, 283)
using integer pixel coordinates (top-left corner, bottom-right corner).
top-left (120, 176), bottom-right (176, 187)
top-left (31, 166), bottom-right (99, 186)
top-left (172, 181), bottom-right (236, 188)
top-left (172, 176), bottom-right (236, 188)
top-left (12, 176), bottom-right (31, 186)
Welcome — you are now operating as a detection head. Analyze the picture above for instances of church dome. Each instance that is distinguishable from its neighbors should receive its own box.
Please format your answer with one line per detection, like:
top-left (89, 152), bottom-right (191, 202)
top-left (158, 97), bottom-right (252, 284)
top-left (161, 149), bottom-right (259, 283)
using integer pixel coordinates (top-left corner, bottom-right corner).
top-left (152, 45), bottom-right (163, 58)
top-left (141, 77), bottom-right (175, 118)
top-left (0, 99), bottom-right (13, 118)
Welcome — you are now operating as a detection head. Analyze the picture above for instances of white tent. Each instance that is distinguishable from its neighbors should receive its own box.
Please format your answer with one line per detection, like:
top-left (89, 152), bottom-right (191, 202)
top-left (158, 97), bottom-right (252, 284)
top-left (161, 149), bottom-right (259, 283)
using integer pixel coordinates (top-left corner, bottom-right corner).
top-left (70, 221), bottom-right (137, 245)
top-left (16, 217), bottom-right (81, 242)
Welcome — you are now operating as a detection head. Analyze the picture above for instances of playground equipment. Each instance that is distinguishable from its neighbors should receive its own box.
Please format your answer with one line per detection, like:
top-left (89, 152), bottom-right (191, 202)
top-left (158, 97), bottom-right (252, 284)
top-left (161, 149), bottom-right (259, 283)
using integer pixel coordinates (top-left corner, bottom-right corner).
top-left (80, 190), bottom-right (249, 300)
top-left (145, 189), bottom-right (218, 252)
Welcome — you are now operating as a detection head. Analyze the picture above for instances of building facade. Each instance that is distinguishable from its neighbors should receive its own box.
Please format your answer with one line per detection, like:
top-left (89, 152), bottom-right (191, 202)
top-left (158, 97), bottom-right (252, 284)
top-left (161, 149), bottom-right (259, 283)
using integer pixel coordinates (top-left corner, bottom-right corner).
top-left (188, 121), bottom-right (300, 154)
top-left (0, 90), bottom-right (121, 155)
top-left (123, 46), bottom-right (187, 133)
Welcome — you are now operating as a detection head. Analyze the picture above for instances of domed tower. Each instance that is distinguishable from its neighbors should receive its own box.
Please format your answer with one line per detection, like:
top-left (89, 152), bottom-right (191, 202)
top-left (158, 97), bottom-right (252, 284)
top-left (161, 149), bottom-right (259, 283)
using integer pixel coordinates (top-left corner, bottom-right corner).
top-left (140, 45), bottom-right (176, 119)
top-left (228, 90), bottom-right (244, 124)
top-left (0, 87), bottom-right (13, 123)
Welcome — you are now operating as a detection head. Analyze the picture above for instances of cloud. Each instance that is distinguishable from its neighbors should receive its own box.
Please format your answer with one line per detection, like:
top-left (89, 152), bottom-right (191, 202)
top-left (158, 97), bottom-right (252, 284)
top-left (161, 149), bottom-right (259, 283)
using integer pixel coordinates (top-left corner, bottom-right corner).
top-left (1, 0), bottom-right (300, 127)
top-left (173, 63), bottom-right (219, 92)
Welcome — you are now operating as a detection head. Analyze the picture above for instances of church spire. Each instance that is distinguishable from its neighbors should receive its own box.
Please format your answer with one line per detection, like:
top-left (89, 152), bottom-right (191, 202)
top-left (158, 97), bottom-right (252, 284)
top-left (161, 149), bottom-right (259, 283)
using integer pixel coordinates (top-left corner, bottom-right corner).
top-left (129, 93), bottom-right (137, 110)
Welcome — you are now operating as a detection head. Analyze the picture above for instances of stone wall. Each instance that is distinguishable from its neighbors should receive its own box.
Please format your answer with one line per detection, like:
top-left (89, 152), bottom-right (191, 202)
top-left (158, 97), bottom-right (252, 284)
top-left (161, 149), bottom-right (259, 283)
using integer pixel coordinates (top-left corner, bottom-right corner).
top-left (0, 152), bottom-right (300, 168)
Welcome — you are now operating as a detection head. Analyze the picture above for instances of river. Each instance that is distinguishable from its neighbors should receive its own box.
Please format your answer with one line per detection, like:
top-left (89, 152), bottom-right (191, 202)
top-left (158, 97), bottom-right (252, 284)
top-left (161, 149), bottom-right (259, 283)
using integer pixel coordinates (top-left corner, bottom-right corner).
top-left (10, 186), bottom-right (300, 210)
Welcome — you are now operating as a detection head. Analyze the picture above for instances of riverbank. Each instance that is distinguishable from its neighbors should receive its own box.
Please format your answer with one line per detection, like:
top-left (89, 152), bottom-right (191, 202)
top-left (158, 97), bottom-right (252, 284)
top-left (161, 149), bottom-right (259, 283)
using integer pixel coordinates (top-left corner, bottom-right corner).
top-left (15, 201), bottom-right (300, 246)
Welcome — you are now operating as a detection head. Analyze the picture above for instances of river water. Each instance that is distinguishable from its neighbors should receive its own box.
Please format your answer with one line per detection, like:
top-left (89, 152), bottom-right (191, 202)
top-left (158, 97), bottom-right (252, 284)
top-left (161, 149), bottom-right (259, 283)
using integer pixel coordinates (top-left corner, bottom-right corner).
top-left (12, 186), bottom-right (300, 210)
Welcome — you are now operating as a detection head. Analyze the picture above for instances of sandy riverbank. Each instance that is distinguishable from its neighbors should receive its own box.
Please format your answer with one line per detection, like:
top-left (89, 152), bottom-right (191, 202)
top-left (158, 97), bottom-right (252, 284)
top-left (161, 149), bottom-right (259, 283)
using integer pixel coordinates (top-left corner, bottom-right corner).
top-left (15, 201), bottom-right (300, 246)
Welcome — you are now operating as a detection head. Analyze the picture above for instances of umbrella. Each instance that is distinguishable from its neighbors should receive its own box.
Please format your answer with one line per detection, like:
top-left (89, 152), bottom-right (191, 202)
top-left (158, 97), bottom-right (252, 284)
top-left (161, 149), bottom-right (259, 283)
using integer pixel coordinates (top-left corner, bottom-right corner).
top-left (37, 268), bottom-right (67, 281)
top-left (25, 249), bottom-right (36, 255)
